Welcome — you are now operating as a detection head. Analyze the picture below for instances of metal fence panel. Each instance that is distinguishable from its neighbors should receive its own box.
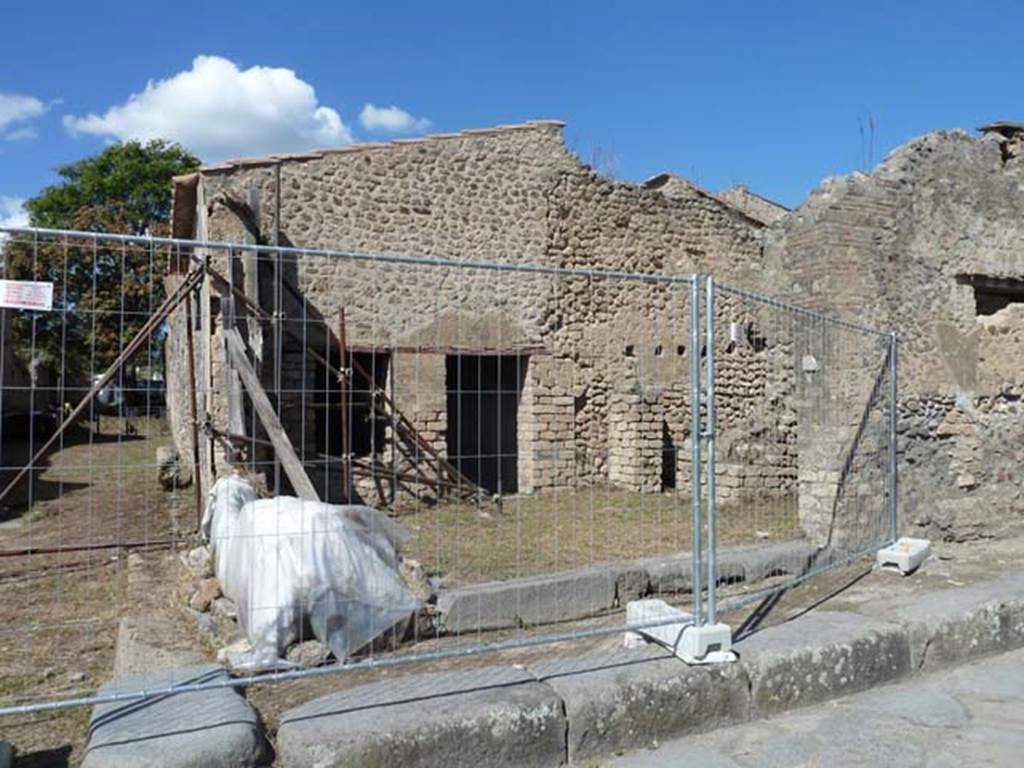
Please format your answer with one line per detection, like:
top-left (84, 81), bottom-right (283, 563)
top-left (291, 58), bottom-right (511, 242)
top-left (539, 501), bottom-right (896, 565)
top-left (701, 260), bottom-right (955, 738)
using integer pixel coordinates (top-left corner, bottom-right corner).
top-left (703, 278), bottom-right (896, 620)
top-left (0, 228), bottom-right (897, 721)
top-left (0, 228), bottom-right (711, 716)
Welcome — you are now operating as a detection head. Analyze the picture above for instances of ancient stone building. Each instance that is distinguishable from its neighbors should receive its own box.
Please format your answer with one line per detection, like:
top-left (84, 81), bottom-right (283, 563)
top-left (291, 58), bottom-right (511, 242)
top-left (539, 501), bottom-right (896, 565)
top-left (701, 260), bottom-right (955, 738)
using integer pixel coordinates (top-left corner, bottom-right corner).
top-left (718, 185), bottom-right (790, 226)
top-left (167, 120), bottom-right (800, 506)
top-left (766, 123), bottom-right (1024, 541)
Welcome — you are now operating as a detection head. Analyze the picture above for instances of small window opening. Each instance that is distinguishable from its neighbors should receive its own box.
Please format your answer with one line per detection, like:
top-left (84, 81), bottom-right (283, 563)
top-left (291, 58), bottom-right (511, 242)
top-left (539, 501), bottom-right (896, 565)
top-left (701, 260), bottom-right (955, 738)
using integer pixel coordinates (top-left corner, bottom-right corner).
top-left (625, 345), bottom-right (635, 357)
top-left (957, 274), bottom-right (1024, 316)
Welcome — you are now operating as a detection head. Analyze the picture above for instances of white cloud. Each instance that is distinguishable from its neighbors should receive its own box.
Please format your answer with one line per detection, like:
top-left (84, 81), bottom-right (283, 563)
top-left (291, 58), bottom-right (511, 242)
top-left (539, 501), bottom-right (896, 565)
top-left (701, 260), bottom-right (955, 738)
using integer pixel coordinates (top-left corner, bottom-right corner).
top-left (4, 126), bottom-right (37, 142)
top-left (0, 93), bottom-right (47, 139)
top-left (0, 197), bottom-right (29, 238)
top-left (63, 55), bottom-right (353, 161)
top-left (359, 103), bottom-right (431, 134)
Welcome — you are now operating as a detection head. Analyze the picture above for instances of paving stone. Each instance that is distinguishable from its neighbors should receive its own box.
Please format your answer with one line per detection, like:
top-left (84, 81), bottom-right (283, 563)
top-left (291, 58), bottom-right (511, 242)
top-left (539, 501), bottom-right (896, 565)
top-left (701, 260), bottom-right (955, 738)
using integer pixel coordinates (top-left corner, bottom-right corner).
top-left (609, 647), bottom-right (1024, 768)
top-left (275, 666), bottom-right (565, 768)
top-left (437, 566), bottom-right (616, 632)
top-left (530, 646), bottom-right (749, 763)
top-left (81, 664), bottom-right (268, 768)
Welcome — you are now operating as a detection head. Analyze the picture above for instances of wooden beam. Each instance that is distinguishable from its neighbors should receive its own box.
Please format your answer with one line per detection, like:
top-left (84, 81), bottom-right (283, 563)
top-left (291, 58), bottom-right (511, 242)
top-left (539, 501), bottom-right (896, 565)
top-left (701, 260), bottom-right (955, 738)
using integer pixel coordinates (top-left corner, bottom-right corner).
top-left (225, 328), bottom-right (320, 501)
top-left (221, 291), bottom-right (247, 459)
top-left (243, 187), bottom-right (264, 372)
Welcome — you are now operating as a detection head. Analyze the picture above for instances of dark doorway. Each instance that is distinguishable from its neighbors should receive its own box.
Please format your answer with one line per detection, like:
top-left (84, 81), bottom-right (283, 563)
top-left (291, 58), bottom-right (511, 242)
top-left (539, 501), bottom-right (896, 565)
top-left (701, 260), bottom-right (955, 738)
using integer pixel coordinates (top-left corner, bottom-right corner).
top-left (661, 421), bottom-right (677, 490)
top-left (446, 355), bottom-right (526, 494)
top-left (315, 351), bottom-right (390, 458)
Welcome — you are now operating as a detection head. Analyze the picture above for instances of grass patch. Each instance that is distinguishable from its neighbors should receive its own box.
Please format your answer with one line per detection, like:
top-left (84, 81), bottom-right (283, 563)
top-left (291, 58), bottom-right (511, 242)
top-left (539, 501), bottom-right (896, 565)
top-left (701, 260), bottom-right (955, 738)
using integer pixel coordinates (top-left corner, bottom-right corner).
top-left (398, 486), bottom-right (801, 586)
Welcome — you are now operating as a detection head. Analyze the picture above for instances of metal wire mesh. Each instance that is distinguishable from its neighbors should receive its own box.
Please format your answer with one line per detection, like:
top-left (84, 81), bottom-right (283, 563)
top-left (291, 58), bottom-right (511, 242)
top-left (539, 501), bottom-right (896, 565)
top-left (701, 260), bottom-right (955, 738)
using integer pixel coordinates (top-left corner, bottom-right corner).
top-left (0, 227), bottom-right (896, 721)
top-left (704, 279), bottom-right (896, 620)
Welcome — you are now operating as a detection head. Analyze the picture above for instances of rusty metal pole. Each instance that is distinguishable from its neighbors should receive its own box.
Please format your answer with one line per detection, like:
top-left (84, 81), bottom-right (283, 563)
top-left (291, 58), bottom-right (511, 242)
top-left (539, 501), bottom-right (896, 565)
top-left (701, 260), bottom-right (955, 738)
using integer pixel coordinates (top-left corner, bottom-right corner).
top-left (338, 308), bottom-right (350, 503)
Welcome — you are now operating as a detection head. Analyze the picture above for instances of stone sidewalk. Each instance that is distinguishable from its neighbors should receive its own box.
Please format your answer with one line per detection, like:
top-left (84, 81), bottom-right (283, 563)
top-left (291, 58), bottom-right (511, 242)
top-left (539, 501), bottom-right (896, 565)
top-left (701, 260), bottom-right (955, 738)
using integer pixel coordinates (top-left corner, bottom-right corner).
top-left (607, 645), bottom-right (1024, 767)
top-left (270, 538), bottom-right (1024, 767)
top-left (72, 536), bottom-right (1024, 767)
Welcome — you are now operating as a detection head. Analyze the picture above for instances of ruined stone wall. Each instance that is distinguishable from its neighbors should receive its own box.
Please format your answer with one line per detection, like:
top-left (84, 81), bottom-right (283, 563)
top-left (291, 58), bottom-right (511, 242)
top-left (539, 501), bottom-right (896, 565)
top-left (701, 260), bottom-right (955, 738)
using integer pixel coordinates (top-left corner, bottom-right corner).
top-left (543, 167), bottom-right (792, 496)
top-left (172, 121), bottom-right (798, 500)
top-left (718, 186), bottom-right (790, 226)
top-left (767, 129), bottom-right (1024, 540)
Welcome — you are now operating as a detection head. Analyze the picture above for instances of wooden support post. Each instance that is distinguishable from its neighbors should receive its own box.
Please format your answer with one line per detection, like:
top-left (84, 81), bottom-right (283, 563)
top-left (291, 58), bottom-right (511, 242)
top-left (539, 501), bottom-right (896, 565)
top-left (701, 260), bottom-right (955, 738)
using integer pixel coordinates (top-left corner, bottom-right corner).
top-left (225, 328), bottom-right (320, 501)
top-left (222, 263), bottom-right (246, 462)
top-left (272, 163), bottom-right (283, 495)
top-left (243, 188), bottom-right (263, 372)
top-left (184, 285), bottom-right (203, 530)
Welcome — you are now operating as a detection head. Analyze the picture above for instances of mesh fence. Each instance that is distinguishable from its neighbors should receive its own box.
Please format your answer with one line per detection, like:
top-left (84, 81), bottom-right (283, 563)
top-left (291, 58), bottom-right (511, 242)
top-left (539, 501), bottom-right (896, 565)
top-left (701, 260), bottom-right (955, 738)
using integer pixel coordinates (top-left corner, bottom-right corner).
top-left (0, 227), bottom-right (896, 718)
top-left (705, 279), bottom-right (896, 620)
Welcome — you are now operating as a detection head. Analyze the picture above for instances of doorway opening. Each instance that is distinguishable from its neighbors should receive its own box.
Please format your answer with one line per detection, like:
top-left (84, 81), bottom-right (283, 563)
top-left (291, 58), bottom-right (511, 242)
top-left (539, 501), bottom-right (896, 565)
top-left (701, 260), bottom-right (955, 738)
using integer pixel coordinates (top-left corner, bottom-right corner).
top-left (446, 354), bottom-right (527, 494)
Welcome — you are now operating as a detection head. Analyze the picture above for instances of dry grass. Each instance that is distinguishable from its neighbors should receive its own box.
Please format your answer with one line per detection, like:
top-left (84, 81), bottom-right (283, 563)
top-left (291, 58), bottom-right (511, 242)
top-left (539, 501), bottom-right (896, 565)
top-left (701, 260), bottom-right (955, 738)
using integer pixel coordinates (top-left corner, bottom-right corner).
top-left (0, 417), bottom-right (804, 764)
top-left (0, 417), bottom-right (190, 766)
top-left (398, 487), bottom-right (801, 586)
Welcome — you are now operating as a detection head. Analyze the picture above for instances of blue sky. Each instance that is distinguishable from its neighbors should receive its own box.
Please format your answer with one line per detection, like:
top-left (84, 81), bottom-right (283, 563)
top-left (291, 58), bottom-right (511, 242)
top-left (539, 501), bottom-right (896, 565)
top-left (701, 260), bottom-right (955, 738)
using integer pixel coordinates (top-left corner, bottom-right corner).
top-left (2, 0), bottom-right (1022, 227)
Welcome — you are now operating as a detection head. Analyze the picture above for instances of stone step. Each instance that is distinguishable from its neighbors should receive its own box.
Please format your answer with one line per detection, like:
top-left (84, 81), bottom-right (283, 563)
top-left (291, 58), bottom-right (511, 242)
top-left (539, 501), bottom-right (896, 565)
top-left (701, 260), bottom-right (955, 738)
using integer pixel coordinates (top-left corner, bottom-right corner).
top-left (81, 664), bottom-right (269, 768)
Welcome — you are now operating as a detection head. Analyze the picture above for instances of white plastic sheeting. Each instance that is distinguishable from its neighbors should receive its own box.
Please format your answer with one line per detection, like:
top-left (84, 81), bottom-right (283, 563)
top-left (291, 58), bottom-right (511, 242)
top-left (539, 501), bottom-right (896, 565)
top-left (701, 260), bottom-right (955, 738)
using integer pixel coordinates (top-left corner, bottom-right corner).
top-left (202, 475), bottom-right (420, 670)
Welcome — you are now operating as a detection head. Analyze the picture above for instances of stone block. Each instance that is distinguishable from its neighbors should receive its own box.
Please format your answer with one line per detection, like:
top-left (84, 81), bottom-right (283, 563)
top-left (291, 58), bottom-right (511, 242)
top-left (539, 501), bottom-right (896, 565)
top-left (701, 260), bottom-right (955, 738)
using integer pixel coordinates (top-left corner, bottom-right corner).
top-left (737, 611), bottom-right (912, 717)
top-left (716, 540), bottom-right (819, 583)
top-left (611, 562), bottom-right (650, 603)
top-left (531, 646), bottom-right (749, 762)
top-left (275, 667), bottom-right (565, 768)
top-left (644, 555), bottom-right (693, 594)
top-left (859, 573), bottom-right (1024, 671)
top-left (437, 566), bottom-right (617, 632)
top-left (82, 665), bottom-right (268, 768)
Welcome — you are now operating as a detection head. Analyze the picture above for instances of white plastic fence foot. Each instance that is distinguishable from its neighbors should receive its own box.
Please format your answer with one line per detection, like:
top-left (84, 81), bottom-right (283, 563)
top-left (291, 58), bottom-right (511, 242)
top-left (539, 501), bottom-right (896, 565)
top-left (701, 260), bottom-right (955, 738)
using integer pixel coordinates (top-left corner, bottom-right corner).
top-left (625, 598), bottom-right (736, 665)
top-left (877, 537), bottom-right (932, 575)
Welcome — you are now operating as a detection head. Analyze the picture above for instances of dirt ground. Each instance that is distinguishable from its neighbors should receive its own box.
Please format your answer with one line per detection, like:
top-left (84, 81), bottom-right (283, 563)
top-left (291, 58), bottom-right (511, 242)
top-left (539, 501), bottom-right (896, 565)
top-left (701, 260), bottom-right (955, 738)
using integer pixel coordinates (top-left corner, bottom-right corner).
top-left (0, 416), bottom-right (190, 766)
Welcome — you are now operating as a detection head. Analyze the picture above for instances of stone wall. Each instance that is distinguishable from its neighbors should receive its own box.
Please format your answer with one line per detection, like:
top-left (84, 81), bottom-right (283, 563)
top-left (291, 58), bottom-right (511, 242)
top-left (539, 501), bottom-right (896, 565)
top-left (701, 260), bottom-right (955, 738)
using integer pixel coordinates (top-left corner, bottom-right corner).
top-left (718, 185), bottom-right (790, 226)
top-left (767, 127), bottom-right (1024, 540)
top-left (168, 120), bottom-right (800, 505)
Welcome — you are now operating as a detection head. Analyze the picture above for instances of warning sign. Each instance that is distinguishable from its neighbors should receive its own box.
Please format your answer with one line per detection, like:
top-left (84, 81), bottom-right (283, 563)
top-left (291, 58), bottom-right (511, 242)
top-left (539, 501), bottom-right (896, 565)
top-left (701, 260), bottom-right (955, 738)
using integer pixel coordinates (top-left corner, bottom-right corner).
top-left (0, 280), bottom-right (53, 311)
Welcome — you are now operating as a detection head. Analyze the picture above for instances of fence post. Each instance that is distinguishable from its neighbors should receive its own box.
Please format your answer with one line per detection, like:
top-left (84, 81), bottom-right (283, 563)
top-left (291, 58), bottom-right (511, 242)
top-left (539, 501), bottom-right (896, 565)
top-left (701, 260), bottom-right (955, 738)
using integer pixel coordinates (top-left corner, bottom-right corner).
top-left (704, 275), bottom-right (718, 626)
top-left (888, 332), bottom-right (899, 542)
top-left (690, 275), bottom-right (703, 627)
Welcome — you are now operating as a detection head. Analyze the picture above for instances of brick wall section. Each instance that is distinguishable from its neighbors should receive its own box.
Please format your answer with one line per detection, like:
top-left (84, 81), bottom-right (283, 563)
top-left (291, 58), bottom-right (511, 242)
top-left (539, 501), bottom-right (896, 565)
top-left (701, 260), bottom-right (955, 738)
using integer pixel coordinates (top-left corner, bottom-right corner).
top-left (767, 129), bottom-right (1024, 540)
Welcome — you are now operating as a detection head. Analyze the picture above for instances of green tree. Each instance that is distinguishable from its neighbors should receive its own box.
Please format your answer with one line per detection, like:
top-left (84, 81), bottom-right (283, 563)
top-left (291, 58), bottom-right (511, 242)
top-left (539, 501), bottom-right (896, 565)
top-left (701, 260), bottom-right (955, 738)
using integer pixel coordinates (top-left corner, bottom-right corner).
top-left (3, 140), bottom-right (199, 388)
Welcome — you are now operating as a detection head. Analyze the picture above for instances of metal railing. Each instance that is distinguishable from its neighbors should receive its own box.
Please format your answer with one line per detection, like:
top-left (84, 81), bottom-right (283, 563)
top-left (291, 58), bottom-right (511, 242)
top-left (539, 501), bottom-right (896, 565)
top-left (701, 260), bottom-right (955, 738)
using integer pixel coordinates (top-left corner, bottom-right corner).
top-left (0, 227), bottom-right (896, 720)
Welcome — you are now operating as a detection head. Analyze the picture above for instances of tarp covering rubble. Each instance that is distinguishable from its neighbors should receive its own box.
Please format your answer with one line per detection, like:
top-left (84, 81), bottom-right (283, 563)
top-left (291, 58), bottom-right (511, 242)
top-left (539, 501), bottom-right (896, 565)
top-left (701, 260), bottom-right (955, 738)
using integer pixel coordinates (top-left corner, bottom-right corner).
top-left (202, 475), bottom-right (420, 670)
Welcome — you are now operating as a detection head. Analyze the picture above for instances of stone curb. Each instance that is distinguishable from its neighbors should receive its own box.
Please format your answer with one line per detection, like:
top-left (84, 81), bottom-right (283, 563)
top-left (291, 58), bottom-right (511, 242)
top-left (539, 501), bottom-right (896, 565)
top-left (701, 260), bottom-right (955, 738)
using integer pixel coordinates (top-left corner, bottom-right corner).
top-left (81, 664), bottom-right (270, 768)
top-left (436, 540), bottom-right (817, 634)
top-left (273, 570), bottom-right (1024, 767)
top-left (275, 667), bottom-right (566, 768)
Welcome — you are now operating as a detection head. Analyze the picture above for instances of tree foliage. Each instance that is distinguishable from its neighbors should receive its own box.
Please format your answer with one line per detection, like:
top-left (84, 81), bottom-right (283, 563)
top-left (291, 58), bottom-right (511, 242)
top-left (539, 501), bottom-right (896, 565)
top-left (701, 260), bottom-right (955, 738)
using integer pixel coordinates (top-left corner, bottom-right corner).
top-left (3, 140), bottom-right (199, 386)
